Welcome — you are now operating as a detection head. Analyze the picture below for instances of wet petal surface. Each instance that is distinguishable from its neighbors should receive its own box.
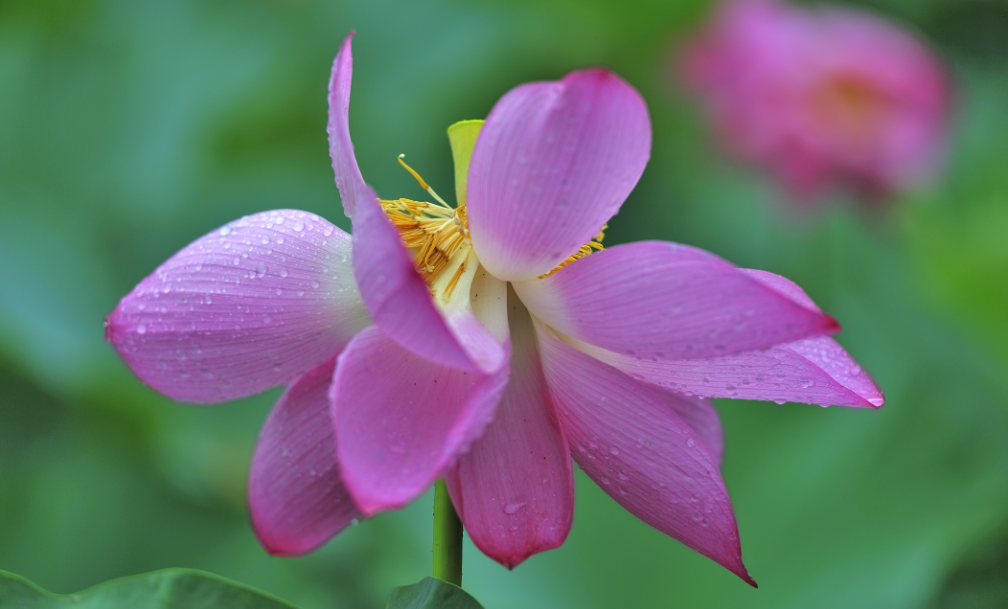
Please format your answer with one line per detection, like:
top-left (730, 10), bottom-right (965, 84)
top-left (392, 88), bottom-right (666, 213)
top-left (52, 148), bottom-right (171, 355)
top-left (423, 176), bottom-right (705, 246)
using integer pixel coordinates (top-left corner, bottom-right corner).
top-left (447, 289), bottom-right (573, 568)
top-left (467, 69), bottom-right (651, 280)
top-left (105, 210), bottom-right (369, 403)
top-left (249, 357), bottom-right (362, 556)
top-left (515, 241), bottom-right (838, 362)
top-left (331, 326), bottom-right (510, 516)
top-left (537, 324), bottom-right (755, 585)
top-left (327, 32), bottom-right (368, 220)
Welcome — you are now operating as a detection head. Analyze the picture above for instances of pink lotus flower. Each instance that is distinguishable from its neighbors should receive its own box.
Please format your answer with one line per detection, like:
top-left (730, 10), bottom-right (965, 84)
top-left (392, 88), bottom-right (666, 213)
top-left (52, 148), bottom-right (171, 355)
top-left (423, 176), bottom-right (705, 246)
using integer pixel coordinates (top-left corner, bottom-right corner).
top-left (105, 32), bottom-right (883, 583)
top-left (680, 0), bottom-right (950, 200)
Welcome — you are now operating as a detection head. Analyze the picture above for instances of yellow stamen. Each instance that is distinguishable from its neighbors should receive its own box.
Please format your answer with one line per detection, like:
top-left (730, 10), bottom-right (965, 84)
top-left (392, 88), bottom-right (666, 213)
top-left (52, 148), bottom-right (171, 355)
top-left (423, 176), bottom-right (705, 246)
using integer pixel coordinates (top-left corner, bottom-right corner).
top-left (444, 260), bottom-right (466, 300)
top-left (540, 224), bottom-right (607, 278)
top-left (380, 195), bottom-right (469, 284)
top-left (398, 154), bottom-right (450, 208)
top-left (594, 224), bottom-right (608, 243)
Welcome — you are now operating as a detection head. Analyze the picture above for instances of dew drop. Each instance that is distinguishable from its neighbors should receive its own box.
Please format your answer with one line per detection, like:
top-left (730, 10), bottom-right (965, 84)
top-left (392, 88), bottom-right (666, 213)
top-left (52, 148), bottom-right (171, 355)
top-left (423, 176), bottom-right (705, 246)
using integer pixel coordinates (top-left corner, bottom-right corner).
top-left (275, 288), bottom-right (283, 296)
top-left (503, 501), bottom-right (527, 515)
top-left (280, 268), bottom-right (288, 278)
top-left (609, 446), bottom-right (620, 456)
top-left (137, 324), bottom-right (147, 335)
top-left (293, 222), bottom-right (304, 232)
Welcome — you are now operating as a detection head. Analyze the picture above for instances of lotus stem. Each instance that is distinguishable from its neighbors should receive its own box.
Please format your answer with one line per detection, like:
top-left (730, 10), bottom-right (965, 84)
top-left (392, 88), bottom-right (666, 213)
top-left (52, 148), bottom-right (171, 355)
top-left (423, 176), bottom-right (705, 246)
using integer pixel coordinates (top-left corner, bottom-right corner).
top-left (432, 478), bottom-right (463, 586)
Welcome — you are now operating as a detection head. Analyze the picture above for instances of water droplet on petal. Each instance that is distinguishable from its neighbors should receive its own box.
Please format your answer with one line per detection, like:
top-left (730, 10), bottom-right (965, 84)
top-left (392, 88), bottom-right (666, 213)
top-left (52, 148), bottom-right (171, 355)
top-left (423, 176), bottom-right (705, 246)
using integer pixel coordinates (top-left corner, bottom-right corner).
top-left (503, 501), bottom-right (527, 515)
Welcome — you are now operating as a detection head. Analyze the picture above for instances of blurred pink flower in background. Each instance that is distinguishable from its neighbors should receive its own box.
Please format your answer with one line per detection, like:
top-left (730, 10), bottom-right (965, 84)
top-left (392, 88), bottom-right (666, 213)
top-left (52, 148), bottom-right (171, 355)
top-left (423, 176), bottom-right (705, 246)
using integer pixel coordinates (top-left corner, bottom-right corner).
top-left (105, 32), bottom-right (883, 583)
top-left (680, 0), bottom-right (951, 201)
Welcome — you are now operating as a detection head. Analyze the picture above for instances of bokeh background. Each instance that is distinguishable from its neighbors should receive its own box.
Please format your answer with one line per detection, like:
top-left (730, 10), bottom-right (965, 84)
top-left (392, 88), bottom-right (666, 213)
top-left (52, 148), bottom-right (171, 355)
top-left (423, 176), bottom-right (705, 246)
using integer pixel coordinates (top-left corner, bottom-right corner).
top-left (2, 0), bottom-right (1008, 607)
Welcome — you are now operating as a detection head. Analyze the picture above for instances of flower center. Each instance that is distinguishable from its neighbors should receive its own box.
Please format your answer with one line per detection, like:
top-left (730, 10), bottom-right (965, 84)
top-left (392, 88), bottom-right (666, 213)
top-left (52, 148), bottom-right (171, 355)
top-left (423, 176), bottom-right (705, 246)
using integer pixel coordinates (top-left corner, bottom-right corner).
top-left (381, 155), bottom-right (473, 300)
top-left (381, 133), bottom-right (608, 294)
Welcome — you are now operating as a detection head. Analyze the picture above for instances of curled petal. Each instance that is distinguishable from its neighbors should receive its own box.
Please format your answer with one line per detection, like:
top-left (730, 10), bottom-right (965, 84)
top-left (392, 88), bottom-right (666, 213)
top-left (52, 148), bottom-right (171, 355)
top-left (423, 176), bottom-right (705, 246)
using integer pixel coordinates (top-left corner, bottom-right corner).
top-left (105, 210), bottom-right (370, 404)
top-left (555, 267), bottom-right (882, 407)
top-left (467, 69), bottom-right (651, 280)
top-left (572, 335), bottom-right (883, 408)
top-left (352, 189), bottom-right (506, 374)
top-left (331, 326), bottom-right (510, 516)
top-left (446, 288), bottom-right (574, 568)
top-left (327, 32), bottom-right (368, 220)
top-left (536, 323), bottom-right (755, 585)
top-left (737, 268), bottom-right (820, 312)
top-left (249, 357), bottom-right (362, 556)
top-left (514, 241), bottom-right (838, 362)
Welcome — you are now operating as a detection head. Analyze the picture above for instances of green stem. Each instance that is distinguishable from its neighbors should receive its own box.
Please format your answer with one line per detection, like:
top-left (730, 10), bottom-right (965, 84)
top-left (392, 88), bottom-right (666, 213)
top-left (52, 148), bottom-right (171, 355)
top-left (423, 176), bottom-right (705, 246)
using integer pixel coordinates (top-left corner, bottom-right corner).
top-left (432, 478), bottom-right (463, 586)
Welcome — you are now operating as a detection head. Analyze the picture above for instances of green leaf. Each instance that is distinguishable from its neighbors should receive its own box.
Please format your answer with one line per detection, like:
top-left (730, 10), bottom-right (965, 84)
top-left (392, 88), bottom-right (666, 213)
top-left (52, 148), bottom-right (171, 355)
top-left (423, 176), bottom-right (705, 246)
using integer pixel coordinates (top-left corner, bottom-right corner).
top-left (386, 577), bottom-right (485, 609)
top-left (0, 568), bottom-right (298, 609)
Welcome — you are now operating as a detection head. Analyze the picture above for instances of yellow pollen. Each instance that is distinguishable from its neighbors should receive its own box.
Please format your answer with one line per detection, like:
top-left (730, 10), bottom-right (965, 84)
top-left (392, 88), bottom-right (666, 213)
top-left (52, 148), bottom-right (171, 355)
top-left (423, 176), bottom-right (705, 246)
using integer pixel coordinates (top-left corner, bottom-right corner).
top-left (387, 152), bottom-right (608, 288)
top-left (541, 225), bottom-right (608, 277)
top-left (594, 224), bottom-right (608, 242)
top-left (382, 156), bottom-right (471, 297)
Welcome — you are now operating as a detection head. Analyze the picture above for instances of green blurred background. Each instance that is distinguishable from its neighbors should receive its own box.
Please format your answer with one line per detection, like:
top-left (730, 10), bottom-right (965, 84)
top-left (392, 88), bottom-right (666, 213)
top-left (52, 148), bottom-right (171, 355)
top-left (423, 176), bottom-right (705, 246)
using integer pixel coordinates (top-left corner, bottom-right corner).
top-left (2, 0), bottom-right (1008, 607)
